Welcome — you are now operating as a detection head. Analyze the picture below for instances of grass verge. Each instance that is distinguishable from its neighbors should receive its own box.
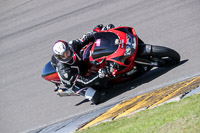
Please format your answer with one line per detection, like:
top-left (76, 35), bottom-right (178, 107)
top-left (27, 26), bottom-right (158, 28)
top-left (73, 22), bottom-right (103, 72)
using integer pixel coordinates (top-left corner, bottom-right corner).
top-left (77, 93), bottom-right (200, 133)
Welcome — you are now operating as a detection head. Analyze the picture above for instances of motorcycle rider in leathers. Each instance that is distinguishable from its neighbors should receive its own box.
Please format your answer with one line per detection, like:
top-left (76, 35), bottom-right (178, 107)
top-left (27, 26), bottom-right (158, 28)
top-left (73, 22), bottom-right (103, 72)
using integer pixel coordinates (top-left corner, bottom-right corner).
top-left (51, 24), bottom-right (115, 104)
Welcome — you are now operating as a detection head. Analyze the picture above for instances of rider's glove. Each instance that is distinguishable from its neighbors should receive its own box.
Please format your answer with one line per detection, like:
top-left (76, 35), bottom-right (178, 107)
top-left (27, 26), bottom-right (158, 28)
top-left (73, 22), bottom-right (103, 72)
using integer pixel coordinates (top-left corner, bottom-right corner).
top-left (81, 32), bottom-right (95, 45)
top-left (98, 67), bottom-right (110, 78)
top-left (98, 69), bottom-right (106, 78)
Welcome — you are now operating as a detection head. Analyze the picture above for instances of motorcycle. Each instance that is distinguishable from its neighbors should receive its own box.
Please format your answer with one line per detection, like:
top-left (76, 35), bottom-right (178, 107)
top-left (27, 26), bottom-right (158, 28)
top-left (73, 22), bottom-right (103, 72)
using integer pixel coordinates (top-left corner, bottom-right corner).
top-left (42, 26), bottom-right (180, 101)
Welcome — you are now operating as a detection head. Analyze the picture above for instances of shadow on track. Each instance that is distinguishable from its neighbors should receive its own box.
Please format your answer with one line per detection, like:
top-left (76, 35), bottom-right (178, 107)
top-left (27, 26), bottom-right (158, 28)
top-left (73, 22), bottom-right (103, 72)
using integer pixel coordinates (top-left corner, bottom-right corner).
top-left (75, 59), bottom-right (188, 106)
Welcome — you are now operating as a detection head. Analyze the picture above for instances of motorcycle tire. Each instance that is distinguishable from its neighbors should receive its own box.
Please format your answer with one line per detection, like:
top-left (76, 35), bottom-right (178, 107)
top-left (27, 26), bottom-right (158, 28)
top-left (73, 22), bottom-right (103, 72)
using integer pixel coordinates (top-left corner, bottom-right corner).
top-left (149, 45), bottom-right (180, 67)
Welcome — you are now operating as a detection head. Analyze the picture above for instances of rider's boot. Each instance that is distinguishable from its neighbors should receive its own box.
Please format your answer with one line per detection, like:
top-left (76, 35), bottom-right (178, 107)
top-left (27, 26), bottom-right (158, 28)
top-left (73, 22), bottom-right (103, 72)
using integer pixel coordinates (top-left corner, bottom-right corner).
top-left (102, 24), bottom-right (115, 31)
top-left (54, 85), bottom-right (101, 104)
top-left (78, 87), bottom-right (101, 104)
top-left (106, 24), bottom-right (115, 29)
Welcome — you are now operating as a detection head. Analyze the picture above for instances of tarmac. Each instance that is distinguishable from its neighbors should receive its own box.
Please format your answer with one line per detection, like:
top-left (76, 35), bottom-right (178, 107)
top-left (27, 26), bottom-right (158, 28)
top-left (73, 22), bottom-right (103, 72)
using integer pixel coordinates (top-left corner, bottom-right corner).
top-left (31, 75), bottom-right (200, 133)
top-left (2, 1), bottom-right (200, 132)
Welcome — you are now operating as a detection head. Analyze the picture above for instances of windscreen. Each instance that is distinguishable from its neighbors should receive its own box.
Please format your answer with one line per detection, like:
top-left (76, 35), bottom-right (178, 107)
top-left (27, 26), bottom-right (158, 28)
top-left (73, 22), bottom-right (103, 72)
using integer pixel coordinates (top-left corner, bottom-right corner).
top-left (92, 32), bottom-right (119, 59)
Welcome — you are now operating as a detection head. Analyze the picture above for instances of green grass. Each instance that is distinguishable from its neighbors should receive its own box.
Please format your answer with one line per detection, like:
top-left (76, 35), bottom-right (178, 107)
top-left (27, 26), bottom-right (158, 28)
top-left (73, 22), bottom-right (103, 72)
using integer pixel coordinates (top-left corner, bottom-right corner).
top-left (77, 94), bottom-right (200, 133)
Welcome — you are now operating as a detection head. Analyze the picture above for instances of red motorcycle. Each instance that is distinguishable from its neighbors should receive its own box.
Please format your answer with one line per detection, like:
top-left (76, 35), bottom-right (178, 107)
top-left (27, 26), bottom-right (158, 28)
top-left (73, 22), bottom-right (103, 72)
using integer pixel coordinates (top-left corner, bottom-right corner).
top-left (42, 26), bottom-right (180, 96)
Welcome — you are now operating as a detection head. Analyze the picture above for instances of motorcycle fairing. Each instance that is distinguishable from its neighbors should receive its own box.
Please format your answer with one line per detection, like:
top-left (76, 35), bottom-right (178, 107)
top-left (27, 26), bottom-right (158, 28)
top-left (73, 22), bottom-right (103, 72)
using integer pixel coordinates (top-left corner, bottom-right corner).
top-left (91, 32), bottom-right (120, 59)
top-left (113, 27), bottom-right (135, 35)
top-left (42, 26), bottom-right (138, 84)
top-left (90, 27), bottom-right (138, 66)
top-left (42, 61), bottom-right (61, 83)
top-left (86, 27), bottom-right (138, 75)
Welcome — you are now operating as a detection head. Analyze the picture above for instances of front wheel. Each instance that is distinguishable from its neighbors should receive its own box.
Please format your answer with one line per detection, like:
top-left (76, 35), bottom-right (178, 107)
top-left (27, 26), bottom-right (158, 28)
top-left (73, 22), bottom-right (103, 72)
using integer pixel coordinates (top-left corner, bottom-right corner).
top-left (135, 44), bottom-right (180, 67)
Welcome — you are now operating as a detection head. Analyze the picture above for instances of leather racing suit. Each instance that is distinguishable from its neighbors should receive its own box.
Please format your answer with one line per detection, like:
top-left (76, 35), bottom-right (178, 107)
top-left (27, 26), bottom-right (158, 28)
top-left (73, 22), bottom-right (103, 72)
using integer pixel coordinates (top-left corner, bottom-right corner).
top-left (51, 24), bottom-right (115, 104)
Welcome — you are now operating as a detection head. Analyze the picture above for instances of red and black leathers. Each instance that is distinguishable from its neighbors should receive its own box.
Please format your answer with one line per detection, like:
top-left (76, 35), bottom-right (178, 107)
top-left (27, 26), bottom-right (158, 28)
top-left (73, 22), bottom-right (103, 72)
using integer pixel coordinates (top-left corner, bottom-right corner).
top-left (51, 24), bottom-right (115, 98)
top-left (53, 32), bottom-right (100, 91)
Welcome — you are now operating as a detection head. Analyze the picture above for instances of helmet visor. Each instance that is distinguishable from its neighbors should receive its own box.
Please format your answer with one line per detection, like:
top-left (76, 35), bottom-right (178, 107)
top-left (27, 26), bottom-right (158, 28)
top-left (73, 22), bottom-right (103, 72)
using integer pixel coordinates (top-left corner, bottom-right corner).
top-left (55, 49), bottom-right (73, 63)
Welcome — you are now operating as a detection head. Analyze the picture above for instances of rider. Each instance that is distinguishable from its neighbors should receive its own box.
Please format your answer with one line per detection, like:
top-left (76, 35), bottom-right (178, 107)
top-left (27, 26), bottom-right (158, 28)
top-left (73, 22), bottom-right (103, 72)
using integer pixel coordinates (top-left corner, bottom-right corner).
top-left (51, 24), bottom-right (115, 104)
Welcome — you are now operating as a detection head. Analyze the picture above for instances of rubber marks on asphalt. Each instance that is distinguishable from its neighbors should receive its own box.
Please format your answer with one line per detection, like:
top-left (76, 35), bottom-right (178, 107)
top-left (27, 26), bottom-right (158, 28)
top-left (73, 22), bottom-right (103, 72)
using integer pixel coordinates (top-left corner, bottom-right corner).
top-left (79, 75), bottom-right (200, 130)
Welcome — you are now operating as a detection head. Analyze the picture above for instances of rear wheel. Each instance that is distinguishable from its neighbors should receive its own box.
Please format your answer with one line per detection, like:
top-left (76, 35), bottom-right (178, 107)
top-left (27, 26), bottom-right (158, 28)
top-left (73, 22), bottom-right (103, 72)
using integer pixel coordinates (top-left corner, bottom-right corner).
top-left (135, 44), bottom-right (180, 67)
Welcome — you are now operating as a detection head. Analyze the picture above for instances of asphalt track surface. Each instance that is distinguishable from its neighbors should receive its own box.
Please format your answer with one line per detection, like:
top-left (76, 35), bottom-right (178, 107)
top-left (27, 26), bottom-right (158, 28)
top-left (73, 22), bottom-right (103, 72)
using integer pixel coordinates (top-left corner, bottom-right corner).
top-left (0, 0), bottom-right (200, 133)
